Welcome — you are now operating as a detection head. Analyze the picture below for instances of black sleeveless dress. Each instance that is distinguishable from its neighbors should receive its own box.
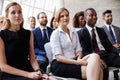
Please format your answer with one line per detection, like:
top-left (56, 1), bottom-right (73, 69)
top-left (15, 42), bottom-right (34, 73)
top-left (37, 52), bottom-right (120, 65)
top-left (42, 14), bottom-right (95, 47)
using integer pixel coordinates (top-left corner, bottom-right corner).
top-left (0, 29), bottom-right (34, 80)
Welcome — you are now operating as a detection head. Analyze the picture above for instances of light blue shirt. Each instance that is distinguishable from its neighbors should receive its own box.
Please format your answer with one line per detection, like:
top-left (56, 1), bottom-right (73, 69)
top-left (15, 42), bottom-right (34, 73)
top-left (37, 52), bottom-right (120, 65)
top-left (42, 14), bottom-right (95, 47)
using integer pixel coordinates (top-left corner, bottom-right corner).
top-left (50, 27), bottom-right (82, 59)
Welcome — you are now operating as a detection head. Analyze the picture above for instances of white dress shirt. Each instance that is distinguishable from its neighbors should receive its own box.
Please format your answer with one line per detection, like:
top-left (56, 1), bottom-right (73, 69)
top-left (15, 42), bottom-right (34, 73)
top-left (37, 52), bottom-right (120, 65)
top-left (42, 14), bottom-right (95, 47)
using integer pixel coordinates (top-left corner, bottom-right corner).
top-left (86, 24), bottom-right (105, 51)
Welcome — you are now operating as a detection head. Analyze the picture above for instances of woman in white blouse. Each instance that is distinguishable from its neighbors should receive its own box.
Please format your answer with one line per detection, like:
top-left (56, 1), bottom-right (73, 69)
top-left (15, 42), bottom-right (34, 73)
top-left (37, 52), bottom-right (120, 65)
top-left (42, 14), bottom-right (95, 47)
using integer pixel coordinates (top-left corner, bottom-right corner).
top-left (50, 8), bottom-right (103, 80)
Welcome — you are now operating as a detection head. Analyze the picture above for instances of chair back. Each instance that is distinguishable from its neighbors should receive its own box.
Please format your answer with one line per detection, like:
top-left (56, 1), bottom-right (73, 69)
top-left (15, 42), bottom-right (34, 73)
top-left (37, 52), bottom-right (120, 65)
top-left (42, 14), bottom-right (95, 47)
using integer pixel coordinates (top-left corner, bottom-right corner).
top-left (44, 42), bottom-right (53, 63)
top-left (44, 42), bottom-right (80, 80)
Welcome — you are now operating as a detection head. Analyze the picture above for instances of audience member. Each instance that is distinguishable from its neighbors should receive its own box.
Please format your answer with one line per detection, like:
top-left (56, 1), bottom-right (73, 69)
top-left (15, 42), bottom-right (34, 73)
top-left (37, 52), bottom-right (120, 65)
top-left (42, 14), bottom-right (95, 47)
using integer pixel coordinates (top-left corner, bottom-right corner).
top-left (77, 8), bottom-right (120, 80)
top-left (0, 16), bottom-right (4, 31)
top-left (72, 11), bottom-right (86, 31)
top-left (32, 12), bottom-right (54, 72)
top-left (0, 2), bottom-right (56, 80)
top-left (50, 8), bottom-right (103, 80)
top-left (28, 16), bottom-right (36, 30)
top-left (102, 10), bottom-right (120, 52)
top-left (50, 17), bottom-right (58, 29)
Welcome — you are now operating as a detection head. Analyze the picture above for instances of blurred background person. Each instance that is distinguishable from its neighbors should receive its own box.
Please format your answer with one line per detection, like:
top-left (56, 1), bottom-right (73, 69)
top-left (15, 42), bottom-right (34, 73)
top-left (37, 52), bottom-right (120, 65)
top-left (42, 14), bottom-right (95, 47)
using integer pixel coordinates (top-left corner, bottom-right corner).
top-left (28, 16), bottom-right (36, 31)
top-left (32, 12), bottom-right (54, 72)
top-left (72, 11), bottom-right (86, 31)
top-left (50, 17), bottom-right (58, 29)
top-left (0, 16), bottom-right (4, 31)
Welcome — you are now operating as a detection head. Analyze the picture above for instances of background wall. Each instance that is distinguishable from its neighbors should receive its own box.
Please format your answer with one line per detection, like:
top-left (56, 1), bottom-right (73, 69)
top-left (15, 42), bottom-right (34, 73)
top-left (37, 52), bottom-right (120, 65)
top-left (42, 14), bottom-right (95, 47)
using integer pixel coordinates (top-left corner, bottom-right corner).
top-left (64, 0), bottom-right (120, 27)
top-left (0, 0), bottom-right (4, 15)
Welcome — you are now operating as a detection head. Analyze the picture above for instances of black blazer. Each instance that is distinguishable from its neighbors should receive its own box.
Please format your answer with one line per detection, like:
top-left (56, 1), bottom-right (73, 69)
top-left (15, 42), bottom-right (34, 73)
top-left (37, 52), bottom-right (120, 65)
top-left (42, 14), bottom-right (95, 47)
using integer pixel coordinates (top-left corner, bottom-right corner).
top-left (77, 26), bottom-right (119, 56)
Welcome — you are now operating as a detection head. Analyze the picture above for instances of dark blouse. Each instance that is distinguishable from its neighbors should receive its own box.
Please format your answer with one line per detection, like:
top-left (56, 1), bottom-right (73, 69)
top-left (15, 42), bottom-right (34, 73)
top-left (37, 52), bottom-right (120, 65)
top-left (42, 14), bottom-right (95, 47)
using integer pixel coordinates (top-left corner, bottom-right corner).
top-left (0, 29), bottom-right (34, 77)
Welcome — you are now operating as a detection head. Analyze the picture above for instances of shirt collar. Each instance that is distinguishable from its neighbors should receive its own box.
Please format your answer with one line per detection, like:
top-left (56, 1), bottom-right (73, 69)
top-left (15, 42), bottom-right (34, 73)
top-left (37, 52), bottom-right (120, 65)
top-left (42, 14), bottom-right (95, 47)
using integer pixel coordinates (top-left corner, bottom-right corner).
top-left (39, 25), bottom-right (47, 30)
top-left (58, 26), bottom-right (74, 34)
top-left (104, 23), bottom-right (113, 30)
top-left (86, 24), bottom-right (96, 31)
top-left (58, 26), bottom-right (64, 32)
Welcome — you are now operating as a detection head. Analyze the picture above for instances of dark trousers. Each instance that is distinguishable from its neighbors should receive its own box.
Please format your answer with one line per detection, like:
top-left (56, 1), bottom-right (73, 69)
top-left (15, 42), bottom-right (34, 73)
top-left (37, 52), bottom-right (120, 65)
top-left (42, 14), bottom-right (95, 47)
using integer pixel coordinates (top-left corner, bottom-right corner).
top-left (100, 52), bottom-right (120, 68)
top-left (103, 68), bottom-right (109, 80)
top-left (99, 52), bottom-right (120, 80)
top-left (37, 60), bottom-right (49, 72)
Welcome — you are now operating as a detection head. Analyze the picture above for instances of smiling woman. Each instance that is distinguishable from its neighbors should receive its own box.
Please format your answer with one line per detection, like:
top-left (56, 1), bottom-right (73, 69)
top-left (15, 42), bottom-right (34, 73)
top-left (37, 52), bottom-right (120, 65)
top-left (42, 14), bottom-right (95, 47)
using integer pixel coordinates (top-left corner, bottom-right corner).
top-left (50, 8), bottom-right (103, 80)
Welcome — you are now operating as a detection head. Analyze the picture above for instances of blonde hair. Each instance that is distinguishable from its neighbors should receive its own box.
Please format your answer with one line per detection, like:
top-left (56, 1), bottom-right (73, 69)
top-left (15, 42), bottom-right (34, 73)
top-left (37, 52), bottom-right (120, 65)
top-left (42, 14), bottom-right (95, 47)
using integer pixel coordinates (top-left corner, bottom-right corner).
top-left (2, 2), bottom-right (24, 30)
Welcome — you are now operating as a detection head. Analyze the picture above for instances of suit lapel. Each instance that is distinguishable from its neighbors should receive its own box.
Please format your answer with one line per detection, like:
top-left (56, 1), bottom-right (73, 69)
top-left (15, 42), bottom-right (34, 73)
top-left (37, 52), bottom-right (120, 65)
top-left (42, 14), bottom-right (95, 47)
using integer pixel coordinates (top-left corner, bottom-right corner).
top-left (103, 25), bottom-right (115, 44)
top-left (103, 26), bottom-right (110, 37)
top-left (83, 27), bottom-right (92, 49)
top-left (47, 27), bottom-right (51, 41)
top-left (36, 28), bottom-right (44, 46)
top-left (96, 27), bottom-right (106, 47)
top-left (113, 25), bottom-right (119, 43)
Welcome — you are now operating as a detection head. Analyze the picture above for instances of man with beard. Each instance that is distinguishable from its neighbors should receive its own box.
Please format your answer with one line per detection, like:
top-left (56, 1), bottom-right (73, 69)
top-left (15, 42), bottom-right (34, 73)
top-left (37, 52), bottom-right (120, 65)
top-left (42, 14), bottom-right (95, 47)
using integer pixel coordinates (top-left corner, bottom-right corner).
top-left (32, 12), bottom-right (54, 72)
top-left (102, 10), bottom-right (120, 52)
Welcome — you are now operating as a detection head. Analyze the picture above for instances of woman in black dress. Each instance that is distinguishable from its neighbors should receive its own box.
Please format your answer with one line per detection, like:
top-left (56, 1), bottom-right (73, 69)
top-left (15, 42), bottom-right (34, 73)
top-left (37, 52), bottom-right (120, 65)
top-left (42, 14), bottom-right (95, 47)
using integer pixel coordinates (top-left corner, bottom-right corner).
top-left (0, 2), bottom-right (56, 80)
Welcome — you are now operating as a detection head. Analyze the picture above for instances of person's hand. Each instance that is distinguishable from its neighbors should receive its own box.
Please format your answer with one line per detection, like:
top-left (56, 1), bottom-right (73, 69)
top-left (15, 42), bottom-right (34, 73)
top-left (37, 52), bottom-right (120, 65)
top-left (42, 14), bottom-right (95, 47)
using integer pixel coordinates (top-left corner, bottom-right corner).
top-left (27, 71), bottom-right (42, 79)
top-left (77, 58), bottom-right (88, 66)
top-left (100, 59), bottom-right (107, 69)
top-left (117, 43), bottom-right (120, 49)
top-left (82, 54), bottom-right (90, 60)
top-left (113, 43), bottom-right (120, 50)
top-left (42, 74), bottom-right (49, 80)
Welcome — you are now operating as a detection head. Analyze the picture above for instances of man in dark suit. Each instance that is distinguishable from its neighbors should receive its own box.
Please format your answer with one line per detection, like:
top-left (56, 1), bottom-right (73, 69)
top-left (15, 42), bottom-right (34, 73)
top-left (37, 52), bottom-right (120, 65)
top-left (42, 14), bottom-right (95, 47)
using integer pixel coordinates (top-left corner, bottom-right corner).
top-left (102, 10), bottom-right (120, 52)
top-left (32, 12), bottom-right (54, 72)
top-left (77, 8), bottom-right (120, 80)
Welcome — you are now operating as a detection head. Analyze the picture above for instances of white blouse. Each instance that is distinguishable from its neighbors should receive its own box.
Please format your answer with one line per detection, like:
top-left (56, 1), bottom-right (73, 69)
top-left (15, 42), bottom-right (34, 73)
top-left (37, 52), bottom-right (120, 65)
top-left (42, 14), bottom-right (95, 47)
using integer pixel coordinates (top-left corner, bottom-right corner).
top-left (50, 27), bottom-right (82, 59)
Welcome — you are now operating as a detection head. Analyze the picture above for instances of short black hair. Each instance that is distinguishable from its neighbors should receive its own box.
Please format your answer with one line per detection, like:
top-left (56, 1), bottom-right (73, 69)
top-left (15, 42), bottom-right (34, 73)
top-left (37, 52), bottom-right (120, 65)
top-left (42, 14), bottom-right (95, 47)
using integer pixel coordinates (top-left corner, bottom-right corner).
top-left (103, 10), bottom-right (112, 16)
top-left (84, 8), bottom-right (96, 16)
top-left (85, 8), bottom-right (95, 12)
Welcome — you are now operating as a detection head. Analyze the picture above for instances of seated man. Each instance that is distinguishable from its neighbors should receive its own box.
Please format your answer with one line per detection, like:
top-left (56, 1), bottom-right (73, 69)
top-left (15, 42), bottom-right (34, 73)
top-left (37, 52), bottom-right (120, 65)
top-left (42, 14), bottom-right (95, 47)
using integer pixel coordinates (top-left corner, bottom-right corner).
top-left (28, 16), bottom-right (36, 31)
top-left (32, 12), bottom-right (54, 72)
top-left (77, 8), bottom-right (120, 80)
top-left (102, 10), bottom-right (120, 52)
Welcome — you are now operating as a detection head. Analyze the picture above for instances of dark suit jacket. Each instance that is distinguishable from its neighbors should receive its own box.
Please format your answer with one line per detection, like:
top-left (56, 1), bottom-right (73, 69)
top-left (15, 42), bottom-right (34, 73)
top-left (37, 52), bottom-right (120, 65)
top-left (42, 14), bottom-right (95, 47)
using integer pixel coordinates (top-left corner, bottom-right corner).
top-left (102, 25), bottom-right (120, 44)
top-left (77, 26), bottom-right (119, 56)
top-left (32, 27), bottom-right (54, 61)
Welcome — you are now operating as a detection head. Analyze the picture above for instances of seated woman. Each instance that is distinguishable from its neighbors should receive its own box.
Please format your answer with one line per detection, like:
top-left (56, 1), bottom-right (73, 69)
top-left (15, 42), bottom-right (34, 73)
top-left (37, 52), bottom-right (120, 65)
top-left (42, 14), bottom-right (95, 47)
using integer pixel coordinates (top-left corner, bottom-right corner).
top-left (50, 17), bottom-right (58, 29)
top-left (50, 8), bottom-right (103, 80)
top-left (0, 2), bottom-right (56, 80)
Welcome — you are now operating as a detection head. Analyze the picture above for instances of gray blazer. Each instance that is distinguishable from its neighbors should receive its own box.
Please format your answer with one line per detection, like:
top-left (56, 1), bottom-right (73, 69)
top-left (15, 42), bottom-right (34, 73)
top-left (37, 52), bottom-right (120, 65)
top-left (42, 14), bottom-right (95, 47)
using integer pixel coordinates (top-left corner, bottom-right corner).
top-left (102, 25), bottom-right (120, 44)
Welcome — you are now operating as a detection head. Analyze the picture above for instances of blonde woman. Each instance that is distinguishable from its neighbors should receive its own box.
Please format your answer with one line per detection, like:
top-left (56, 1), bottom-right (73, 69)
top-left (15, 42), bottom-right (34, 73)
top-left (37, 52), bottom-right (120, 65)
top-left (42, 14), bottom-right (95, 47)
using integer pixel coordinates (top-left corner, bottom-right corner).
top-left (50, 8), bottom-right (103, 80)
top-left (0, 2), bottom-right (56, 80)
